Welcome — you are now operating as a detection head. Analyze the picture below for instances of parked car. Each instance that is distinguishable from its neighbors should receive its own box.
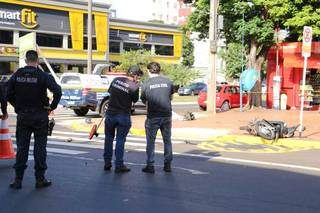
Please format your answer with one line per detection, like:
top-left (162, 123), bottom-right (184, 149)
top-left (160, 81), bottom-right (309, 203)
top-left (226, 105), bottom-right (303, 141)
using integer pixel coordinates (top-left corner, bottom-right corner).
top-left (178, 82), bottom-right (206, 96)
top-left (59, 73), bottom-right (110, 116)
top-left (198, 84), bottom-right (248, 111)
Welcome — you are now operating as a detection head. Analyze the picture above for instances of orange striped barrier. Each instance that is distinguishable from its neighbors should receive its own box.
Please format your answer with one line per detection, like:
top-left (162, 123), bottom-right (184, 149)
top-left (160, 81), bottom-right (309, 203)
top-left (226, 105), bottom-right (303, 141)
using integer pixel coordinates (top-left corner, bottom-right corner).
top-left (0, 119), bottom-right (15, 159)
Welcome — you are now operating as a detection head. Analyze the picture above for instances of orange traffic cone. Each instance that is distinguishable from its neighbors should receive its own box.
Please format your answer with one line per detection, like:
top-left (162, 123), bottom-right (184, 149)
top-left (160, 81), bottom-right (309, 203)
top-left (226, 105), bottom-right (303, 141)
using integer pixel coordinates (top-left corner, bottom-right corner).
top-left (0, 119), bottom-right (15, 159)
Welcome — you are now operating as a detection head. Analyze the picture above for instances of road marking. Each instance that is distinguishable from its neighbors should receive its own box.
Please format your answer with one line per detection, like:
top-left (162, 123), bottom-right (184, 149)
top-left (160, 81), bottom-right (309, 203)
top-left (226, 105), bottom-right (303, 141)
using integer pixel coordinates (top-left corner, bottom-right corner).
top-left (199, 135), bottom-right (320, 154)
top-left (14, 144), bottom-right (88, 155)
top-left (52, 130), bottom-right (183, 144)
top-left (133, 148), bottom-right (320, 173)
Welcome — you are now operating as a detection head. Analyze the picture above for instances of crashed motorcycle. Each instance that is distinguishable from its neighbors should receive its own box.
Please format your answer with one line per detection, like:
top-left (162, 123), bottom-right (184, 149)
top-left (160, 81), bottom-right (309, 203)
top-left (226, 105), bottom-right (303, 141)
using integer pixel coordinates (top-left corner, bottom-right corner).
top-left (240, 119), bottom-right (304, 141)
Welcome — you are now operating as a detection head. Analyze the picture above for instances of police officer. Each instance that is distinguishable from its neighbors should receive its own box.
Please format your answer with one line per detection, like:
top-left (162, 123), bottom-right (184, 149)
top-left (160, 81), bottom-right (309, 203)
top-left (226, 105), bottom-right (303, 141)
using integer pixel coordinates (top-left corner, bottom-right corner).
top-left (104, 65), bottom-right (143, 173)
top-left (141, 62), bottom-right (174, 173)
top-left (7, 50), bottom-right (62, 189)
top-left (0, 83), bottom-right (8, 120)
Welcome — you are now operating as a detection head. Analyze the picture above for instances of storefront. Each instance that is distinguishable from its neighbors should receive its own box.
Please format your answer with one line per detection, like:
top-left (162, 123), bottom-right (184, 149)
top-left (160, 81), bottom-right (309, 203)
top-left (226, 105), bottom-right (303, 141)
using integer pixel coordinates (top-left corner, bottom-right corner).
top-left (266, 42), bottom-right (320, 110)
top-left (0, 0), bottom-right (110, 74)
top-left (109, 19), bottom-right (182, 65)
top-left (0, 0), bottom-right (183, 75)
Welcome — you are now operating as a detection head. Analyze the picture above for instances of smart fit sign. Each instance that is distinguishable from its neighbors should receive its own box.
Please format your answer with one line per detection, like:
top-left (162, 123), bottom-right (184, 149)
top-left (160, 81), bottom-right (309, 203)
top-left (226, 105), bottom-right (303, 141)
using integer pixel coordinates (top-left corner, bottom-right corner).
top-left (0, 8), bottom-right (38, 29)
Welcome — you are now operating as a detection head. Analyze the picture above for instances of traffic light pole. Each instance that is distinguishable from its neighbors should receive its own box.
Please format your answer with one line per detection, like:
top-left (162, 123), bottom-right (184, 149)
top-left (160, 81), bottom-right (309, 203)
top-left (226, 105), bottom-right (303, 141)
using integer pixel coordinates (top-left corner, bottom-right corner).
top-left (207, 0), bottom-right (218, 115)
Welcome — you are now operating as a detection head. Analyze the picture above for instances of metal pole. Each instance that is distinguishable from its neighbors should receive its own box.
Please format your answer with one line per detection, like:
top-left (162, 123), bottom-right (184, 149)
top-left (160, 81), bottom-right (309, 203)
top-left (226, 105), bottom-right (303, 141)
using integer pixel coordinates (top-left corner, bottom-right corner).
top-left (87, 0), bottom-right (93, 74)
top-left (299, 57), bottom-right (308, 137)
top-left (207, 0), bottom-right (218, 115)
top-left (240, 13), bottom-right (244, 112)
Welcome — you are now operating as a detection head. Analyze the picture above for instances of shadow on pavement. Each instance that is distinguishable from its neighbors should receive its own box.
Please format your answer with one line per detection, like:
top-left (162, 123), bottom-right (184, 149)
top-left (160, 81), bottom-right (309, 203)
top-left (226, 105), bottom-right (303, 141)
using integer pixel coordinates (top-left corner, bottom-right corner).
top-left (0, 149), bottom-right (320, 213)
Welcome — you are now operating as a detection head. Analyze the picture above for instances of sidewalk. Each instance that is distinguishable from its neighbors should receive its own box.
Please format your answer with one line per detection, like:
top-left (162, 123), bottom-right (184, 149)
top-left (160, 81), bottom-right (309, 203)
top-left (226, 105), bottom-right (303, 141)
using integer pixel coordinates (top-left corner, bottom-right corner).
top-left (68, 108), bottom-right (320, 141)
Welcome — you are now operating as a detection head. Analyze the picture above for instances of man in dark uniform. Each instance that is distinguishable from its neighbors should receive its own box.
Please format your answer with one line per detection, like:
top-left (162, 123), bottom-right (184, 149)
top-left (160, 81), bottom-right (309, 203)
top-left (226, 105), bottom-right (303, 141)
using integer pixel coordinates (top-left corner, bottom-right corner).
top-left (0, 84), bottom-right (8, 120)
top-left (104, 65), bottom-right (143, 173)
top-left (7, 50), bottom-right (62, 189)
top-left (141, 62), bottom-right (174, 173)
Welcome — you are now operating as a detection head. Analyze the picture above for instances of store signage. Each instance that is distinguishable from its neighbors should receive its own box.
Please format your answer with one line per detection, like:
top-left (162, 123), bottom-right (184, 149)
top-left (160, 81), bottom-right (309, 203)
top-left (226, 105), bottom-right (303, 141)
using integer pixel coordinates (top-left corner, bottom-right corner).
top-left (139, 33), bottom-right (147, 42)
top-left (0, 8), bottom-right (38, 29)
top-left (302, 26), bottom-right (312, 58)
top-left (0, 46), bottom-right (18, 54)
top-left (128, 33), bottom-right (148, 42)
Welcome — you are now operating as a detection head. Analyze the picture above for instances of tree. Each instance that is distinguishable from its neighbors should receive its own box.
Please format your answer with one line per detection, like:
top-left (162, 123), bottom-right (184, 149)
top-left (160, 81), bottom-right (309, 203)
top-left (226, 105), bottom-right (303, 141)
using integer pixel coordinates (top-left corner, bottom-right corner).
top-left (219, 42), bottom-right (247, 79)
top-left (181, 30), bottom-right (195, 67)
top-left (161, 63), bottom-right (202, 87)
top-left (114, 50), bottom-right (153, 73)
top-left (114, 50), bottom-right (201, 86)
top-left (186, 0), bottom-right (320, 107)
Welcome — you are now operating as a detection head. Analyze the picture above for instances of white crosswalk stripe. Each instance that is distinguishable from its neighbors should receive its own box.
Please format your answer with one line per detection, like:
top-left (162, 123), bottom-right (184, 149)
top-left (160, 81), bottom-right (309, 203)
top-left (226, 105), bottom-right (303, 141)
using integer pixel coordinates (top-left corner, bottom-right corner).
top-left (11, 129), bottom-right (183, 158)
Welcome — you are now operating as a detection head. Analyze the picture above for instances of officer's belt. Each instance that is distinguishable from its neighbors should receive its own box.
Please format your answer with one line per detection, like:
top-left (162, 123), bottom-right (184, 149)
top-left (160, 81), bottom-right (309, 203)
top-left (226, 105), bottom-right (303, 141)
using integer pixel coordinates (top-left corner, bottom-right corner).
top-left (18, 108), bottom-right (46, 113)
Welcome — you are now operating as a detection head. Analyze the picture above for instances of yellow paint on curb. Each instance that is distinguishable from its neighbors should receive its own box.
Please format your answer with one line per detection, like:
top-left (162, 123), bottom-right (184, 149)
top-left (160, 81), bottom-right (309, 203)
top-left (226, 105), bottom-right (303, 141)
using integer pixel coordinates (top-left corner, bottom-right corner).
top-left (199, 135), bottom-right (320, 153)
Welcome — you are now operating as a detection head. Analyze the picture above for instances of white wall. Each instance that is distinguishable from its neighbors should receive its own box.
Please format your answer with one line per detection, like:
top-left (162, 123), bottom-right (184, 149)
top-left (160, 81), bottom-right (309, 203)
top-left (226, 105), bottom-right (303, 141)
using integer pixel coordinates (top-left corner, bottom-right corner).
top-left (191, 33), bottom-right (226, 83)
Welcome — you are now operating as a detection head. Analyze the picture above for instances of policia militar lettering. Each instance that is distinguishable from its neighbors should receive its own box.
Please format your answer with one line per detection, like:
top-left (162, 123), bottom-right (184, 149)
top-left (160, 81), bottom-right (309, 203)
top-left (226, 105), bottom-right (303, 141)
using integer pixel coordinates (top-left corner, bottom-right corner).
top-left (7, 50), bottom-right (62, 189)
top-left (141, 62), bottom-right (174, 173)
top-left (103, 65), bottom-right (143, 173)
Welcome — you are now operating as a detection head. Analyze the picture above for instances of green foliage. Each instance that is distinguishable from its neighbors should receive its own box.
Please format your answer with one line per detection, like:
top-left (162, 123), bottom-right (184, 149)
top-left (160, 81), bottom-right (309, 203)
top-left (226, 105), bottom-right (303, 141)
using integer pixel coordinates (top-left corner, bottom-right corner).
top-left (186, 0), bottom-right (210, 40)
top-left (114, 50), bottom-right (153, 73)
top-left (181, 32), bottom-right (195, 67)
top-left (161, 63), bottom-right (202, 86)
top-left (220, 43), bottom-right (247, 79)
top-left (114, 50), bottom-right (201, 86)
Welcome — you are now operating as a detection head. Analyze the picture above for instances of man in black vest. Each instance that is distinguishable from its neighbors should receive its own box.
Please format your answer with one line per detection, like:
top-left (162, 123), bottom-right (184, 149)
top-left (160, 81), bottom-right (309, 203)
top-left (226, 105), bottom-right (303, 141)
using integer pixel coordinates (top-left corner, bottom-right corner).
top-left (7, 50), bottom-right (62, 189)
top-left (141, 62), bottom-right (174, 173)
top-left (104, 65), bottom-right (143, 173)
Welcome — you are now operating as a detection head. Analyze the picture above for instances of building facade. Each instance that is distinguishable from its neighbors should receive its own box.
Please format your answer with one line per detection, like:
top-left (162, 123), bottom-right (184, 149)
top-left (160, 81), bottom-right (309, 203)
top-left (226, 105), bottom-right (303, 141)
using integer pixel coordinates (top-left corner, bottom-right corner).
top-left (0, 0), bottom-right (182, 74)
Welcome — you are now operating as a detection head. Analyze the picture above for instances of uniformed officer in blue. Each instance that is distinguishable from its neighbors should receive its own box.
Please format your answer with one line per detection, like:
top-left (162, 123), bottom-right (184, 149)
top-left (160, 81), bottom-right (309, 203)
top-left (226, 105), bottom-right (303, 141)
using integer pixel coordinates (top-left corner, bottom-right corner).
top-left (104, 65), bottom-right (143, 173)
top-left (141, 62), bottom-right (174, 173)
top-left (7, 50), bottom-right (62, 189)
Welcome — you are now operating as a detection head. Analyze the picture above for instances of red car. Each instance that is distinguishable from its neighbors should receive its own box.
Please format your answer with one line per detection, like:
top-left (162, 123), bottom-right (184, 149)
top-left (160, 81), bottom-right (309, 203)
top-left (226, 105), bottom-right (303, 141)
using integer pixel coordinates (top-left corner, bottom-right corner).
top-left (198, 85), bottom-right (248, 111)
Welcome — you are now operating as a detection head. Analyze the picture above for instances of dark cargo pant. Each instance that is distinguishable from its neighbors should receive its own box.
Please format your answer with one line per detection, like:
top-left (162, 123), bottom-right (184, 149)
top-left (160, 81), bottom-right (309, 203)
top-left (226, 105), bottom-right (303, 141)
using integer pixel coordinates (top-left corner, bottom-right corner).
top-left (145, 117), bottom-right (173, 166)
top-left (14, 111), bottom-right (48, 180)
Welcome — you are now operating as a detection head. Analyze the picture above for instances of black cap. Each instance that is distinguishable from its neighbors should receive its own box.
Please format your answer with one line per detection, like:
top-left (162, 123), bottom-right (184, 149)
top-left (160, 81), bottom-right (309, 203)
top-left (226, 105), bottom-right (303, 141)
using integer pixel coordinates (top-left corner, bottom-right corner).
top-left (127, 65), bottom-right (143, 77)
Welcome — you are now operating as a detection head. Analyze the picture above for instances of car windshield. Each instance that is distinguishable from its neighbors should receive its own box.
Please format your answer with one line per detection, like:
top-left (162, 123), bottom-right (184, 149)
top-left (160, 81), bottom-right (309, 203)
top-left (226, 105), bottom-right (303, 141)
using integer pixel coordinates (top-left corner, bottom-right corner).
top-left (61, 76), bottom-right (81, 85)
top-left (202, 86), bottom-right (221, 92)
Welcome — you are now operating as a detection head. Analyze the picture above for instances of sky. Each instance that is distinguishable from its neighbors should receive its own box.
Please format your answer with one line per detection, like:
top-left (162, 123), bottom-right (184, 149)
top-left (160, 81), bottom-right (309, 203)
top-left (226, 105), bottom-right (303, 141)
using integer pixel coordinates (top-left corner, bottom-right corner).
top-left (93, 0), bottom-right (151, 22)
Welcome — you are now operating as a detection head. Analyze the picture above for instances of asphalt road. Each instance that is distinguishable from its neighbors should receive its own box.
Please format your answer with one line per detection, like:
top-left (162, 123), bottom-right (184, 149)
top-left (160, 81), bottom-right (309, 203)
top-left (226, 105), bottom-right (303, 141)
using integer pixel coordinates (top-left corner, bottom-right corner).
top-left (1, 107), bottom-right (320, 213)
top-left (1, 139), bottom-right (320, 213)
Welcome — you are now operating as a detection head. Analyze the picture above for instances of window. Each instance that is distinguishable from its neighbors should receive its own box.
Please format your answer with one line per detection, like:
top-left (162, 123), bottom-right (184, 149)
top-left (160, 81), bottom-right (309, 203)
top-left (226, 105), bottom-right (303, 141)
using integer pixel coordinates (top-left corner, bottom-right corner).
top-left (37, 33), bottom-right (63, 48)
top-left (84, 36), bottom-right (97, 50)
top-left (123, 43), bottom-right (151, 52)
top-left (0, 30), bottom-right (13, 44)
top-left (61, 76), bottom-right (81, 85)
top-left (109, 41), bottom-right (121, 53)
top-left (155, 45), bottom-right (174, 56)
top-left (68, 36), bottom-right (72, 48)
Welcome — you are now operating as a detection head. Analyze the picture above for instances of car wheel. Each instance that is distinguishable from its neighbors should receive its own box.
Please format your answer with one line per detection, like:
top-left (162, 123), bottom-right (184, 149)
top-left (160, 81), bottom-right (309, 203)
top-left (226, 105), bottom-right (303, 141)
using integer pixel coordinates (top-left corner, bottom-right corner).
top-left (220, 101), bottom-right (230, 112)
top-left (99, 99), bottom-right (109, 117)
top-left (74, 108), bottom-right (89, 116)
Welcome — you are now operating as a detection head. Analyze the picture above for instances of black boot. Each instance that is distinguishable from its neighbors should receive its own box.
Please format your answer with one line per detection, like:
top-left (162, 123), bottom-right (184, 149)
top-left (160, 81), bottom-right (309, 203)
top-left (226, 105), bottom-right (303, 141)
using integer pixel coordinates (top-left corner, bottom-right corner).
top-left (163, 163), bottom-right (172, 173)
top-left (142, 165), bottom-right (155, 173)
top-left (9, 178), bottom-right (22, 189)
top-left (104, 162), bottom-right (112, 171)
top-left (115, 165), bottom-right (131, 173)
top-left (35, 178), bottom-right (52, 189)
